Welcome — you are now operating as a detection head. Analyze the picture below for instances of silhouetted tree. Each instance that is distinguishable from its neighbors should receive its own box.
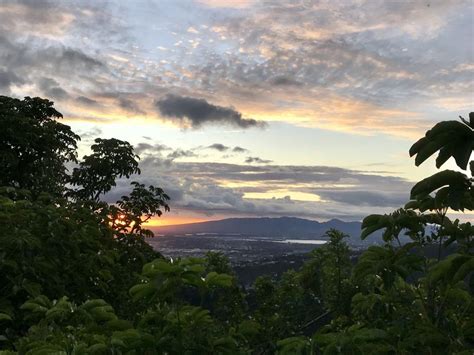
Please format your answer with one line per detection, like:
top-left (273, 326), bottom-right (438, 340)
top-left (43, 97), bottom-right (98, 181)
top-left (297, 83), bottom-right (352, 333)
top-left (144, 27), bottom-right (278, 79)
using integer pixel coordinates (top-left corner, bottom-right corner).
top-left (0, 96), bottom-right (79, 196)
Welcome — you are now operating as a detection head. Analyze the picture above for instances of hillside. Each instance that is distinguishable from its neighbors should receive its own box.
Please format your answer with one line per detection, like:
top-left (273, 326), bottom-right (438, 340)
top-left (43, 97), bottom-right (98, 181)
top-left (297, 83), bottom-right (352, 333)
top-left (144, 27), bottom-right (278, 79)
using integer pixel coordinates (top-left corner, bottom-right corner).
top-left (151, 216), bottom-right (363, 239)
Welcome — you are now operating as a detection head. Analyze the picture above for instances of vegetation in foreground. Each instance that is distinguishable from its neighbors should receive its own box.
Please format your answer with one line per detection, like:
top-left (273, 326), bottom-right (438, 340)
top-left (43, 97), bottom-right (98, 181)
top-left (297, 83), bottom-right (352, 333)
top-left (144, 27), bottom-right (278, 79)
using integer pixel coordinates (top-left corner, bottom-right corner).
top-left (0, 95), bottom-right (472, 354)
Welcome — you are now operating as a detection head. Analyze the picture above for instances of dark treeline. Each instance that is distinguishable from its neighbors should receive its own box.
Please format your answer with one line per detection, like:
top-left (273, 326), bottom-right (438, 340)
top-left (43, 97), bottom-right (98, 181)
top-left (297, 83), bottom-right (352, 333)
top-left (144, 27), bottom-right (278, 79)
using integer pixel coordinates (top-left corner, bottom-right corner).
top-left (0, 96), bottom-right (472, 354)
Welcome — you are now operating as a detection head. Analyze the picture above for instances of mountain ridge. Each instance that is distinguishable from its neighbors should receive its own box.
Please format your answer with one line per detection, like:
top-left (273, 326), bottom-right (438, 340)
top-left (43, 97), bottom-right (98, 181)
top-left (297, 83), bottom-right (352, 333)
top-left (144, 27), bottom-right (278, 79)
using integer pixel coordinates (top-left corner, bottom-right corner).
top-left (151, 216), bottom-right (363, 239)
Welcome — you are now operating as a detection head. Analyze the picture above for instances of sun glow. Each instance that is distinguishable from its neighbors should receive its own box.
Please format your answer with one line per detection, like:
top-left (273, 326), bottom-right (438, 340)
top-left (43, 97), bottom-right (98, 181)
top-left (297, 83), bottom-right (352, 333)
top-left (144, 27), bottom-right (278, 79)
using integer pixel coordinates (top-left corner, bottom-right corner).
top-left (145, 215), bottom-right (216, 228)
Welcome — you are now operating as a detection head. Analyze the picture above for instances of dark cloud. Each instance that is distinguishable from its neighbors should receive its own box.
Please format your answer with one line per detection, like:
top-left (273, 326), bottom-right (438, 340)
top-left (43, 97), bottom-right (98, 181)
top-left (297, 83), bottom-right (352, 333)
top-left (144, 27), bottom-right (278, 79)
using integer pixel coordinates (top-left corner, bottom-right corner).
top-left (0, 23), bottom-right (134, 126)
top-left (271, 76), bottom-right (303, 87)
top-left (155, 94), bottom-right (266, 129)
top-left (245, 156), bottom-right (273, 164)
top-left (53, 48), bottom-right (103, 71)
top-left (0, 0), bottom-right (70, 38)
top-left (317, 190), bottom-right (408, 207)
top-left (38, 77), bottom-right (58, 89)
top-left (76, 96), bottom-right (100, 106)
top-left (135, 143), bottom-right (171, 156)
top-left (47, 87), bottom-right (69, 100)
top-left (0, 0), bottom-right (470, 136)
top-left (183, 0), bottom-right (472, 124)
top-left (207, 143), bottom-right (229, 152)
top-left (106, 158), bottom-right (411, 221)
top-left (0, 35), bottom-right (105, 93)
top-left (134, 143), bottom-right (154, 154)
top-left (0, 1), bottom-right (137, 116)
top-left (11, 44), bottom-right (104, 74)
top-left (232, 146), bottom-right (248, 153)
top-left (78, 127), bottom-right (102, 140)
top-left (0, 69), bottom-right (23, 91)
top-left (91, 91), bottom-right (146, 114)
top-left (118, 97), bottom-right (144, 114)
top-left (167, 149), bottom-right (198, 160)
top-left (148, 160), bottom-right (350, 184)
top-left (38, 77), bottom-right (69, 99)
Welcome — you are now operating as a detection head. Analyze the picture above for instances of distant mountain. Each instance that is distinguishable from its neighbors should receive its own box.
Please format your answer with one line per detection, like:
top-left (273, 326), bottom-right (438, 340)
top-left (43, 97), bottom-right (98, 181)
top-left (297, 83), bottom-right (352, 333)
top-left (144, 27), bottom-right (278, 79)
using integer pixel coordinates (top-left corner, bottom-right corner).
top-left (152, 217), bottom-right (364, 239)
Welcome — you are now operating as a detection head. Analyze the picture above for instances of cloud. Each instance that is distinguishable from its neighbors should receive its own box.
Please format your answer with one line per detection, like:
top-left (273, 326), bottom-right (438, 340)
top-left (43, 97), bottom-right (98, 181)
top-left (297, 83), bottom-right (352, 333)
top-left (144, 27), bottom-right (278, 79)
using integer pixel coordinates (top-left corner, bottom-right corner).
top-left (167, 149), bottom-right (198, 160)
top-left (46, 87), bottom-right (69, 99)
top-left (232, 146), bottom-right (248, 153)
top-left (104, 158), bottom-right (412, 221)
top-left (118, 97), bottom-right (144, 114)
top-left (1, 0), bottom-right (470, 138)
top-left (76, 96), bottom-right (100, 107)
top-left (0, 0), bottom-right (75, 38)
top-left (134, 143), bottom-right (171, 156)
top-left (177, 0), bottom-right (471, 136)
top-left (155, 94), bottom-right (266, 129)
top-left (271, 76), bottom-right (303, 87)
top-left (316, 190), bottom-right (408, 207)
top-left (0, 34), bottom-right (104, 89)
top-left (0, 69), bottom-right (23, 91)
top-left (245, 156), bottom-right (272, 164)
top-left (196, 0), bottom-right (255, 8)
top-left (207, 143), bottom-right (229, 152)
top-left (78, 126), bottom-right (102, 140)
top-left (38, 77), bottom-right (69, 99)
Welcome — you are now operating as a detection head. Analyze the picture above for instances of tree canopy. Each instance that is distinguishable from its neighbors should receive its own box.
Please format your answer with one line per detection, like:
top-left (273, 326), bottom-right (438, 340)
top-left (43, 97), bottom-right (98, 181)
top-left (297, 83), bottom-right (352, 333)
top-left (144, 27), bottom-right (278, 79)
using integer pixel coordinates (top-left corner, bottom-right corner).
top-left (0, 96), bottom-right (472, 354)
top-left (0, 96), bottom-right (79, 196)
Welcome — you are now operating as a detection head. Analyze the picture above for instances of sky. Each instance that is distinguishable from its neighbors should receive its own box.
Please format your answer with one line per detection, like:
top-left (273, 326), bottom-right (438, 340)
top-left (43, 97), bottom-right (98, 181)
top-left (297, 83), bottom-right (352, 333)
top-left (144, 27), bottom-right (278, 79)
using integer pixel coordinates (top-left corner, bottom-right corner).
top-left (1, 0), bottom-right (473, 225)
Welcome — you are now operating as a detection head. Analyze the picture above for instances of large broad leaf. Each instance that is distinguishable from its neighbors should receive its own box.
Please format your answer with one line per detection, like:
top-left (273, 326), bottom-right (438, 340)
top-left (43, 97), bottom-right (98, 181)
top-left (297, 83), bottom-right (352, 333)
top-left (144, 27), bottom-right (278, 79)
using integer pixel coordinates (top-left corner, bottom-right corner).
top-left (238, 320), bottom-right (261, 337)
top-left (352, 328), bottom-right (387, 342)
top-left (87, 343), bottom-right (108, 354)
top-left (354, 244), bottom-right (422, 289)
top-left (361, 214), bottom-right (388, 240)
top-left (20, 296), bottom-right (52, 315)
top-left (453, 257), bottom-right (474, 283)
top-left (441, 220), bottom-right (474, 248)
top-left (205, 272), bottom-right (233, 288)
top-left (428, 254), bottom-right (473, 286)
top-left (0, 313), bottom-right (12, 322)
top-left (129, 283), bottom-right (155, 302)
top-left (409, 118), bottom-right (474, 170)
top-left (361, 209), bottom-right (425, 242)
top-left (276, 336), bottom-right (311, 354)
top-left (406, 186), bottom-right (474, 212)
top-left (410, 170), bottom-right (472, 211)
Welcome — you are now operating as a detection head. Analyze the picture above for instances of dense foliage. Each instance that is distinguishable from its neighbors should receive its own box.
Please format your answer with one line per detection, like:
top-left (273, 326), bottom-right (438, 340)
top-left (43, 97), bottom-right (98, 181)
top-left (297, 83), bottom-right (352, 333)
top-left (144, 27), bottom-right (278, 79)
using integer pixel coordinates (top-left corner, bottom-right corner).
top-left (0, 96), bottom-right (472, 354)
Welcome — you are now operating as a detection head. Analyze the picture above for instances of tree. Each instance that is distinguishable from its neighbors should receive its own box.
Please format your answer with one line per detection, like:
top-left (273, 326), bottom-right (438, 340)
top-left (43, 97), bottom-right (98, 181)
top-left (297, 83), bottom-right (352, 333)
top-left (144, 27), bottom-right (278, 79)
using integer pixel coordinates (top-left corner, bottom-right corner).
top-left (3, 95), bottom-right (472, 353)
top-left (0, 96), bottom-right (79, 197)
top-left (202, 252), bottom-right (246, 325)
top-left (304, 229), bottom-right (353, 317)
top-left (112, 181), bottom-right (170, 237)
top-left (69, 138), bottom-right (140, 202)
top-left (316, 113), bottom-right (474, 353)
top-left (0, 96), bottom-right (169, 348)
top-left (277, 113), bottom-right (473, 354)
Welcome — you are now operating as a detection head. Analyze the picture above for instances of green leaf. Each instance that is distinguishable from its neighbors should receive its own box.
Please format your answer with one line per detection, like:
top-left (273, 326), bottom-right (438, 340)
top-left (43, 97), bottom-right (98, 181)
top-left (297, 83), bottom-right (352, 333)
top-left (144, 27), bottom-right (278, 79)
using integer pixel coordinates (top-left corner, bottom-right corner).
top-left (205, 272), bottom-right (233, 288)
top-left (0, 313), bottom-right (12, 322)
top-left (409, 119), bottom-right (473, 170)
top-left (87, 343), bottom-right (108, 354)
top-left (277, 336), bottom-right (311, 354)
top-left (453, 257), bottom-right (474, 283)
top-left (129, 283), bottom-right (155, 301)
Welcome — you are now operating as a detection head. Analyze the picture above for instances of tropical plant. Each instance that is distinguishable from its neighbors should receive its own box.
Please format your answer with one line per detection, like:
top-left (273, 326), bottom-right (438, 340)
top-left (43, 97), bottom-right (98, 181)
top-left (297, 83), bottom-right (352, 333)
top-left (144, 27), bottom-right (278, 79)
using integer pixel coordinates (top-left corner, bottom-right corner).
top-left (314, 113), bottom-right (474, 353)
top-left (2, 95), bottom-right (472, 354)
top-left (0, 96), bottom-right (79, 197)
